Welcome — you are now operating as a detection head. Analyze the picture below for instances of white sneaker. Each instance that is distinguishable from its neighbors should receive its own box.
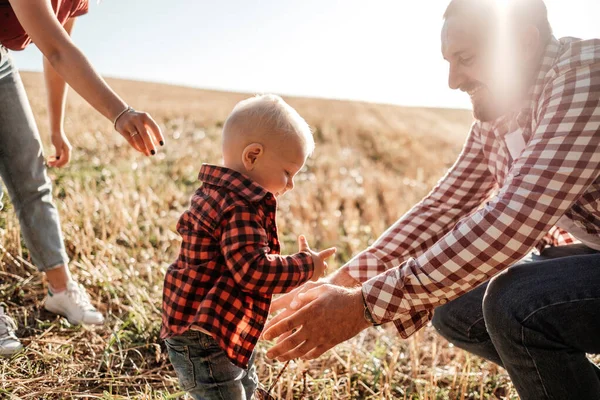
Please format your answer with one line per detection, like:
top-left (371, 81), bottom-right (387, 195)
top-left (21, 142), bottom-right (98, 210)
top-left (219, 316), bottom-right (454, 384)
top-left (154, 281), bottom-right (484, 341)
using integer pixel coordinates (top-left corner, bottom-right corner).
top-left (0, 306), bottom-right (23, 357)
top-left (44, 281), bottom-right (104, 325)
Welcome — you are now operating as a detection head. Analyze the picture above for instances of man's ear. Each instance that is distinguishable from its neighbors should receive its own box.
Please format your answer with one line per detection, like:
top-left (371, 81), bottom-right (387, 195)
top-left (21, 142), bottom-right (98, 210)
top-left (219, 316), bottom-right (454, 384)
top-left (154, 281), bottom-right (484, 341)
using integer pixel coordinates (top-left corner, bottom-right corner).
top-left (242, 143), bottom-right (264, 171)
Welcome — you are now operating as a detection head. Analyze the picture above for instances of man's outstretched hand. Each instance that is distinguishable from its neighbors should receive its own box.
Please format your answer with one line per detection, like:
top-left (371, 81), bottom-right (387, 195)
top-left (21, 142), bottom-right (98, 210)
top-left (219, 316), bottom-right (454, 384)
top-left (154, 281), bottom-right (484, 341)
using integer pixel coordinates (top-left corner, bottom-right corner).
top-left (262, 284), bottom-right (371, 362)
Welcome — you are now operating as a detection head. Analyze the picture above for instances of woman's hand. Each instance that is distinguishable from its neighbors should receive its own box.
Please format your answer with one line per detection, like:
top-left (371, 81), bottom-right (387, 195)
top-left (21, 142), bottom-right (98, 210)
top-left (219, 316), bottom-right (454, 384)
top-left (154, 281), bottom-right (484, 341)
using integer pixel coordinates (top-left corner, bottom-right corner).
top-left (47, 130), bottom-right (72, 168)
top-left (114, 108), bottom-right (164, 156)
top-left (9, 0), bottom-right (166, 157)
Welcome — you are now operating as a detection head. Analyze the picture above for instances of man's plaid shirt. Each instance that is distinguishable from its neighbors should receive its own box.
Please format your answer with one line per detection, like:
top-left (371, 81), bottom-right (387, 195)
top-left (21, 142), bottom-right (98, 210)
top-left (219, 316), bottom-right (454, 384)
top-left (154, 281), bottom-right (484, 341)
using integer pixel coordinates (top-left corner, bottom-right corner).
top-left (344, 36), bottom-right (600, 337)
top-left (161, 165), bottom-right (314, 368)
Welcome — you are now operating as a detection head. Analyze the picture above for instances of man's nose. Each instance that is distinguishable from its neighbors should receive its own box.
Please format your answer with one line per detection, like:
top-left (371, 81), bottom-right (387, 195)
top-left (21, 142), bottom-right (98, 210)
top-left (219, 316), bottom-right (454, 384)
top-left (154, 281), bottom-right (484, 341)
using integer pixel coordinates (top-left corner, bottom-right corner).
top-left (448, 62), bottom-right (464, 90)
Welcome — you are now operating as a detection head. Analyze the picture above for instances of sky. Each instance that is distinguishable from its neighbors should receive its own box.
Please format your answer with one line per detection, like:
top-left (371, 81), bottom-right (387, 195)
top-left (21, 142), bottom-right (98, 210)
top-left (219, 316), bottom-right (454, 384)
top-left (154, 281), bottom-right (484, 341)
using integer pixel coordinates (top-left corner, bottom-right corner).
top-left (11, 0), bottom-right (600, 109)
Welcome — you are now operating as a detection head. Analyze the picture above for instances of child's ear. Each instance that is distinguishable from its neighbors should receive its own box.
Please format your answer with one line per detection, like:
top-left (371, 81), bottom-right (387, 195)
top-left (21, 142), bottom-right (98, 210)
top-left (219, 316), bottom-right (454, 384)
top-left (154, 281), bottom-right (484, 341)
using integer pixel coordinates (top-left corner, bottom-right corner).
top-left (242, 143), bottom-right (263, 171)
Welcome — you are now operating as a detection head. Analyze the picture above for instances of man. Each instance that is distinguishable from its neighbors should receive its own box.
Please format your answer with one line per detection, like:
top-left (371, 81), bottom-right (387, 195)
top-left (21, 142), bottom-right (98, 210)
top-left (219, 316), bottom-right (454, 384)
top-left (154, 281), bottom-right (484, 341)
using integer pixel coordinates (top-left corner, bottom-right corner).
top-left (262, 0), bottom-right (600, 398)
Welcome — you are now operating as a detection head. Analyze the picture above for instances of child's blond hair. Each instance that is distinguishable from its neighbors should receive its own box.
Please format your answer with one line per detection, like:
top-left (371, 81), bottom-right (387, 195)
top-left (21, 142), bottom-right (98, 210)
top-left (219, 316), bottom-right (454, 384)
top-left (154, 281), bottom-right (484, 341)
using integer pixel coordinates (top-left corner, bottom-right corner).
top-left (222, 94), bottom-right (315, 155)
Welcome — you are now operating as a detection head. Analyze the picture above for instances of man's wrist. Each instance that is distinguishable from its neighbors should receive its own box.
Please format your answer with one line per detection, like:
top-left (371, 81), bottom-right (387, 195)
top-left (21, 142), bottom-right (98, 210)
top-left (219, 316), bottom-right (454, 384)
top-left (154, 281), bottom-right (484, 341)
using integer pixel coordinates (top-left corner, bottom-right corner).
top-left (360, 287), bottom-right (381, 326)
top-left (329, 267), bottom-right (361, 287)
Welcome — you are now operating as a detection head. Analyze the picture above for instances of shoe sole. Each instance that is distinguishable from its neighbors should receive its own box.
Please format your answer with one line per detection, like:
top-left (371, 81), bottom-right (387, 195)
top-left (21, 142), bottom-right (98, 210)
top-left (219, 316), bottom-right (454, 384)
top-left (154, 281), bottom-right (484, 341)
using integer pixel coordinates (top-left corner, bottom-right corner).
top-left (44, 303), bottom-right (78, 325)
top-left (0, 345), bottom-right (23, 357)
top-left (44, 303), bottom-right (104, 326)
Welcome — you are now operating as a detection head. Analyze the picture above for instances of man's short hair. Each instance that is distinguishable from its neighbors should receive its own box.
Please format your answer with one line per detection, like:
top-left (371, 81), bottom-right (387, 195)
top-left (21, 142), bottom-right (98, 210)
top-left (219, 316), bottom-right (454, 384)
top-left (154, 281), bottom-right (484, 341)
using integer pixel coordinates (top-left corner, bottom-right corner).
top-left (443, 0), bottom-right (552, 41)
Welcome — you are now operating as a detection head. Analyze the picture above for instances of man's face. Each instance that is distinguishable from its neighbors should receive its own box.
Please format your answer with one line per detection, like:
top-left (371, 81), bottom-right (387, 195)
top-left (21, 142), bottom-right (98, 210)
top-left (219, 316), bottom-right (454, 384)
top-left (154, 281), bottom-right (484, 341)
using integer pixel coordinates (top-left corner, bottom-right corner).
top-left (441, 12), bottom-right (527, 122)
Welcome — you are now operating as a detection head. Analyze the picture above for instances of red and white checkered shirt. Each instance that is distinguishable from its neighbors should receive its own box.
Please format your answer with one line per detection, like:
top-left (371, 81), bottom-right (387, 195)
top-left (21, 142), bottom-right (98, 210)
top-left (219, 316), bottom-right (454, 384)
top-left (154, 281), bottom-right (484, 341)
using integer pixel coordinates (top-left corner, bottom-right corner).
top-left (161, 165), bottom-right (314, 368)
top-left (344, 36), bottom-right (600, 338)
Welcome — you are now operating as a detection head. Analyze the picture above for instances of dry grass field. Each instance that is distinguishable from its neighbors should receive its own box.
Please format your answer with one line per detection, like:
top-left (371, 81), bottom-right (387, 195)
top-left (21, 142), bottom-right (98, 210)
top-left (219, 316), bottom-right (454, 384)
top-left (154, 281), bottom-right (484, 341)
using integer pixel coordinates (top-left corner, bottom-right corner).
top-left (0, 72), bottom-right (517, 399)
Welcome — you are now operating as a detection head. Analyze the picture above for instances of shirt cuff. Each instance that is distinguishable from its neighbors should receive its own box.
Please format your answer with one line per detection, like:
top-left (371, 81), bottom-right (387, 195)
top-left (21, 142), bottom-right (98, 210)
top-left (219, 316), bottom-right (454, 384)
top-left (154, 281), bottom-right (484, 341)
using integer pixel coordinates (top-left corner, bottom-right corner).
top-left (344, 250), bottom-right (390, 283)
top-left (294, 251), bottom-right (314, 283)
top-left (361, 265), bottom-right (412, 324)
top-left (393, 310), bottom-right (432, 339)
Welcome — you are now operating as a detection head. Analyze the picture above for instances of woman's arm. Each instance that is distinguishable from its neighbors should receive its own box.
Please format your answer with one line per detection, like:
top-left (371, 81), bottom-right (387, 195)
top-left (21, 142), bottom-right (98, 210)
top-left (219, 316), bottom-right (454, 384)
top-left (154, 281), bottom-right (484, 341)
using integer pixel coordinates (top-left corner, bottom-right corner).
top-left (9, 0), bottom-right (164, 156)
top-left (43, 17), bottom-right (74, 167)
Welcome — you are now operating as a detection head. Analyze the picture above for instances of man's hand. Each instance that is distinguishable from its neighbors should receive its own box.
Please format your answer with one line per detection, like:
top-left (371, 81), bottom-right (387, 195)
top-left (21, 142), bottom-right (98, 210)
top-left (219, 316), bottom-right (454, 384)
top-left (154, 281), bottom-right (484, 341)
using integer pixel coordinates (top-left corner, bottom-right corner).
top-left (265, 268), bottom-right (361, 335)
top-left (262, 284), bottom-right (371, 362)
top-left (298, 235), bottom-right (336, 281)
top-left (47, 130), bottom-right (72, 168)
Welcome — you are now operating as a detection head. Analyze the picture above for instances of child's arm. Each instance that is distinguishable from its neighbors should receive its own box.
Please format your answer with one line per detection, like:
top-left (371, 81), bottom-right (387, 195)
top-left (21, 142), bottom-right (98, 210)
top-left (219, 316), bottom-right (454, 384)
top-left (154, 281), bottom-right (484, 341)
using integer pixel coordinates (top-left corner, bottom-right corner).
top-left (220, 205), bottom-right (335, 295)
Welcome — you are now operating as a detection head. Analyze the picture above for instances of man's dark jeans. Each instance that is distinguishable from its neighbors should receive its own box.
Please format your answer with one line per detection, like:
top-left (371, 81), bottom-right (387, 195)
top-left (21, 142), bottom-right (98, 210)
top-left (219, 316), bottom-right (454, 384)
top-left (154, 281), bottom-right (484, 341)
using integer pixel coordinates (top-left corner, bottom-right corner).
top-left (432, 244), bottom-right (600, 399)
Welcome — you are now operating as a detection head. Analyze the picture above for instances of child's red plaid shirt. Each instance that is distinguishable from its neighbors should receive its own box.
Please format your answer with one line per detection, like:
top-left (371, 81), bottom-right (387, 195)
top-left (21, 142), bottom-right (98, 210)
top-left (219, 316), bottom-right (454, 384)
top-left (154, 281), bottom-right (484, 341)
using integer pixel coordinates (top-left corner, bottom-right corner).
top-left (161, 164), bottom-right (314, 368)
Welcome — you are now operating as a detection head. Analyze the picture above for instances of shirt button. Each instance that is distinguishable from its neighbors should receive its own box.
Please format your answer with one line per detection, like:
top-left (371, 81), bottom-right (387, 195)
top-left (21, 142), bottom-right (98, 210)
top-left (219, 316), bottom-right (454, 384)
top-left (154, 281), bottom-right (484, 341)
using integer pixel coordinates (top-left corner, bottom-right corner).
top-left (439, 299), bottom-right (448, 305)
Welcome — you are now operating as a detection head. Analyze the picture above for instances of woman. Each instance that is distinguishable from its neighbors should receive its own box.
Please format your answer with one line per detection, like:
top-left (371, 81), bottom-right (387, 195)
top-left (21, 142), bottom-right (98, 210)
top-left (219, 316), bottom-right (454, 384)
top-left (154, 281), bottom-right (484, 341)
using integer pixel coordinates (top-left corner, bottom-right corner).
top-left (0, 0), bottom-right (165, 356)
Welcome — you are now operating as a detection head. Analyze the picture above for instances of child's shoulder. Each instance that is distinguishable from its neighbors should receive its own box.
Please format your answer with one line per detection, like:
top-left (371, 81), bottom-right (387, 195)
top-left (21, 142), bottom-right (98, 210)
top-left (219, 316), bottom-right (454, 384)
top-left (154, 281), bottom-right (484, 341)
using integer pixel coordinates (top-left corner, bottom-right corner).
top-left (187, 183), bottom-right (255, 225)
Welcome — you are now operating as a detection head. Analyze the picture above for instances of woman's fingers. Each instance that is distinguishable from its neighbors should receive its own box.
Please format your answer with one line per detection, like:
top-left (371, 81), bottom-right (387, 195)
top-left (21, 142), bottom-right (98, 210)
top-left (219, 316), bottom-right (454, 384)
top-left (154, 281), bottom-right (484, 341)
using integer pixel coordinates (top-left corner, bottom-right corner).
top-left (144, 112), bottom-right (165, 146)
top-left (125, 128), bottom-right (145, 154)
top-left (116, 109), bottom-right (163, 156)
top-left (133, 113), bottom-right (158, 155)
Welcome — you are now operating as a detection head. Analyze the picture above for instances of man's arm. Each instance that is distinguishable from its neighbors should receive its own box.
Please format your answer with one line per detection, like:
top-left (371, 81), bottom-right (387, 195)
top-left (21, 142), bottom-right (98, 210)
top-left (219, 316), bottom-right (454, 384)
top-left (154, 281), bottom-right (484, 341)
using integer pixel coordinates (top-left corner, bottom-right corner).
top-left (265, 115), bottom-right (497, 330)
top-left (263, 49), bottom-right (600, 363)
top-left (343, 124), bottom-right (498, 283)
top-left (262, 119), bottom-right (497, 358)
top-left (363, 61), bottom-right (600, 334)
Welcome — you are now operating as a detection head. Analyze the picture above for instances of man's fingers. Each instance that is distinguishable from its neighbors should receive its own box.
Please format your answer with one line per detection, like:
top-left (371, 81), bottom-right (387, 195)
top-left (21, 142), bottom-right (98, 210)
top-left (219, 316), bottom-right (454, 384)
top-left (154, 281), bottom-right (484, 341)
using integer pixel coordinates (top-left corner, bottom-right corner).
top-left (301, 344), bottom-right (329, 361)
top-left (262, 311), bottom-right (306, 341)
top-left (262, 307), bottom-right (295, 334)
top-left (296, 285), bottom-right (327, 305)
top-left (289, 281), bottom-right (323, 309)
top-left (269, 292), bottom-right (295, 313)
top-left (274, 328), bottom-right (296, 344)
top-left (318, 247), bottom-right (336, 260)
top-left (275, 335), bottom-right (319, 362)
top-left (271, 281), bottom-right (317, 312)
top-left (266, 328), bottom-right (308, 360)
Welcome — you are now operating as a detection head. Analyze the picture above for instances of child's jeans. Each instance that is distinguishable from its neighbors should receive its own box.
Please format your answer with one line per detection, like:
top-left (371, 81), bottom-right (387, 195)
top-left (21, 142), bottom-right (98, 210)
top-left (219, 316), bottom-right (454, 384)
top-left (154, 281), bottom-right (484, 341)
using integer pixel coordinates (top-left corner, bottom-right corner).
top-left (165, 330), bottom-right (258, 400)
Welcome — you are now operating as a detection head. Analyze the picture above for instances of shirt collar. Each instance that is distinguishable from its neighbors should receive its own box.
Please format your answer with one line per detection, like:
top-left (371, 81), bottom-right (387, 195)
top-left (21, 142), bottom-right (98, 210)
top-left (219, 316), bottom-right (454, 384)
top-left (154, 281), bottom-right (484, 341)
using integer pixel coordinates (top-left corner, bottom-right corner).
top-left (527, 35), bottom-right (561, 104)
top-left (198, 164), bottom-right (272, 203)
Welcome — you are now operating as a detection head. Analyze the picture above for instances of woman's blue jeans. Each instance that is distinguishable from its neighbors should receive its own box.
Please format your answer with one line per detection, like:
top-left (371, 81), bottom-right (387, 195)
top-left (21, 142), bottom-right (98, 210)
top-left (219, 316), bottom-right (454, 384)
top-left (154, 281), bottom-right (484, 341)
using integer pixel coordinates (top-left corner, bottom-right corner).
top-left (0, 46), bottom-right (68, 272)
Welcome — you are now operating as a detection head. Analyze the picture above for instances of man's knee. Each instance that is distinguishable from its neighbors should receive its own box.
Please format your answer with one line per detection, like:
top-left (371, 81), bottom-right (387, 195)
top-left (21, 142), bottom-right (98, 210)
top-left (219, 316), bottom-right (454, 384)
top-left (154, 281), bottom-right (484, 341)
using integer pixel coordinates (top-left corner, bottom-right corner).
top-left (431, 301), bottom-right (473, 343)
top-left (431, 303), bottom-right (454, 339)
top-left (482, 269), bottom-right (521, 338)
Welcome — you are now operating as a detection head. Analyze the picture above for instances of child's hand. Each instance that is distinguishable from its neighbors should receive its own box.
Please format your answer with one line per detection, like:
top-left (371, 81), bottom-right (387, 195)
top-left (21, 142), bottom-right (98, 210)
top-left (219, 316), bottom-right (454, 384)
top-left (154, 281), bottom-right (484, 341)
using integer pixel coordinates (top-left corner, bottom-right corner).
top-left (298, 235), bottom-right (336, 281)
